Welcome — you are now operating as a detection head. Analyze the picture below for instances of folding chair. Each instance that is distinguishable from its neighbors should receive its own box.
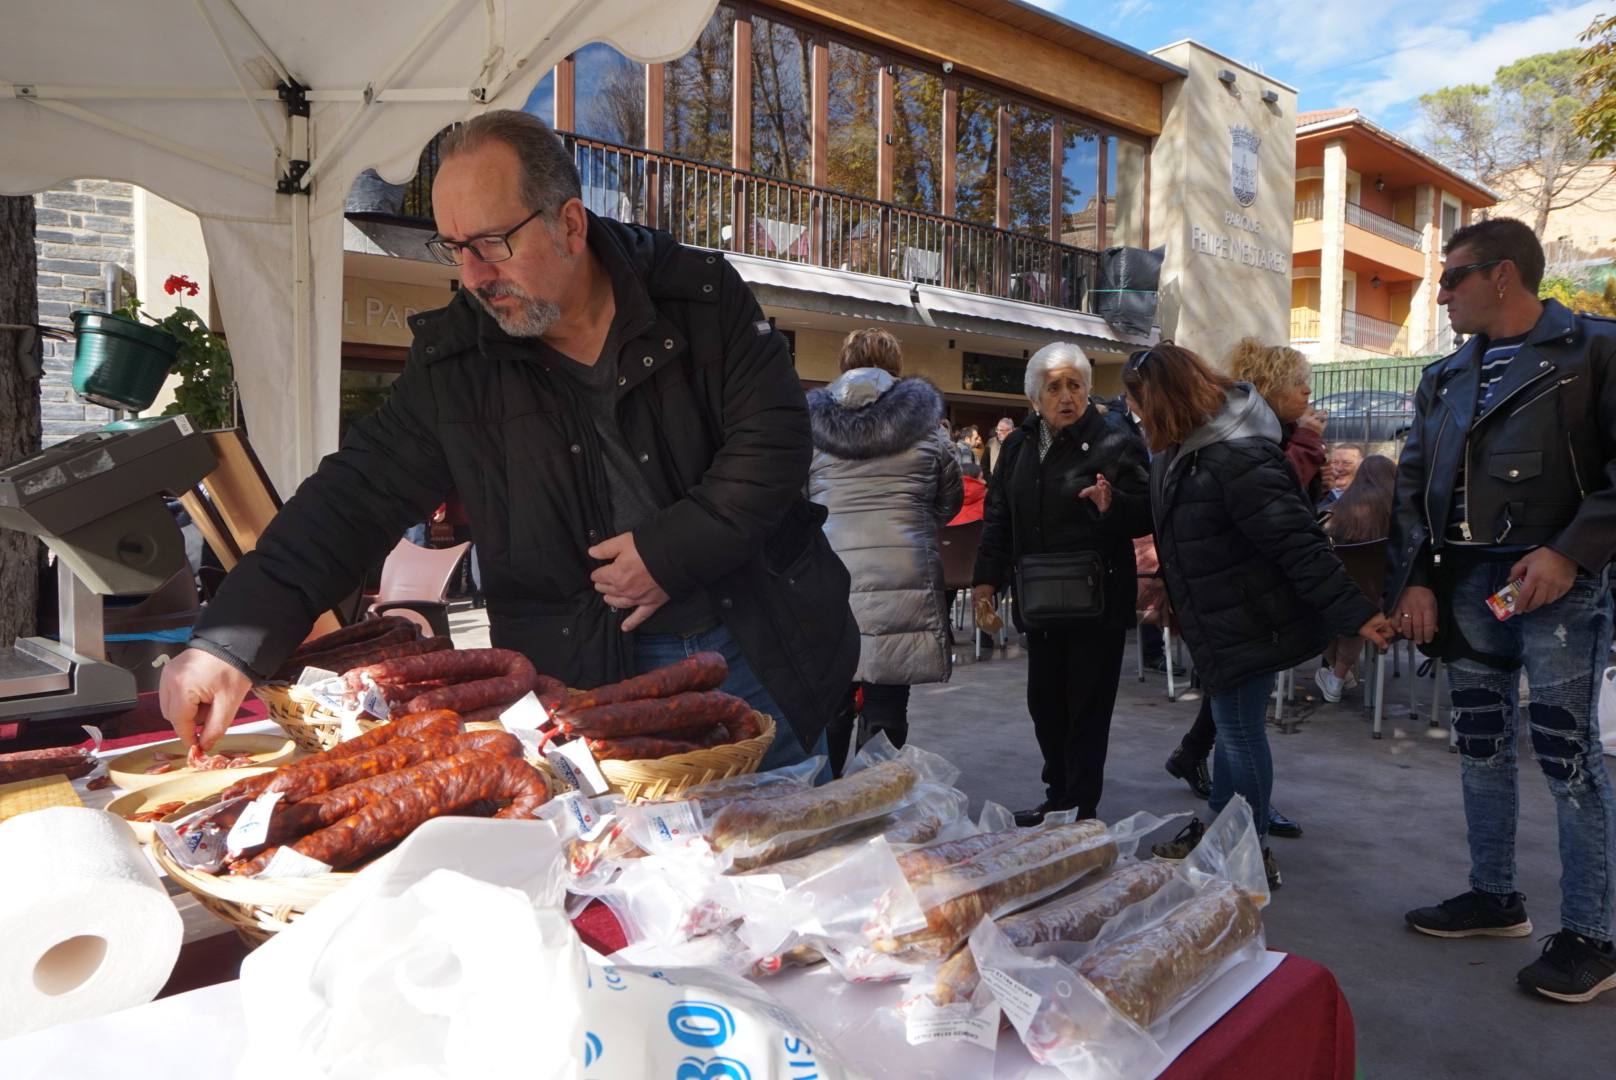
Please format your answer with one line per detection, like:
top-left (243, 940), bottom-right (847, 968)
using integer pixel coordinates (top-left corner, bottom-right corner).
top-left (363, 538), bottom-right (472, 638)
top-left (938, 521), bottom-right (987, 659)
top-left (1332, 538), bottom-right (1392, 738)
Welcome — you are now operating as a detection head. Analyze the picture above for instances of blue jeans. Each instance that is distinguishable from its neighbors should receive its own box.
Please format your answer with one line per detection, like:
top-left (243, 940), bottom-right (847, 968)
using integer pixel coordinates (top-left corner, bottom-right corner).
top-left (1208, 670), bottom-right (1278, 840)
top-left (633, 623), bottom-right (830, 782)
top-left (1446, 557), bottom-right (1616, 941)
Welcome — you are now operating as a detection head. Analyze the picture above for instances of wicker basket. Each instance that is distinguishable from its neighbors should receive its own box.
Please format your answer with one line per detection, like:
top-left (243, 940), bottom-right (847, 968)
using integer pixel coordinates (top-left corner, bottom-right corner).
top-left (253, 682), bottom-right (382, 753)
top-left (153, 839), bottom-right (353, 946)
top-left (596, 713), bottom-right (775, 801)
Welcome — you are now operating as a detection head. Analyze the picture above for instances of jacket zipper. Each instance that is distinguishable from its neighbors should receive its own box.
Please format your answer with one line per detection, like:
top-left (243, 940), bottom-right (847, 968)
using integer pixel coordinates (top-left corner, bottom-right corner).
top-left (1506, 374), bottom-right (1575, 418)
top-left (1423, 411), bottom-right (1449, 551)
top-left (1462, 367), bottom-right (1559, 540)
top-left (1460, 434), bottom-right (1473, 541)
top-left (1568, 432), bottom-right (1587, 498)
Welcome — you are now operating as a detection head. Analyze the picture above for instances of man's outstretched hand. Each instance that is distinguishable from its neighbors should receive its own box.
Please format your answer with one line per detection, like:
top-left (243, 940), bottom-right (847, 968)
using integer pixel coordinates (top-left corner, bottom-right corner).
top-left (158, 648), bottom-right (251, 751)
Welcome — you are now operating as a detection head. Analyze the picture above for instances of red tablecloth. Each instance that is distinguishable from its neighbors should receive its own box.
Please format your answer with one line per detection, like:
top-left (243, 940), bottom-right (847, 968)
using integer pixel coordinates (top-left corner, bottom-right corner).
top-left (162, 904), bottom-right (1354, 1079)
top-left (0, 691), bottom-right (269, 753)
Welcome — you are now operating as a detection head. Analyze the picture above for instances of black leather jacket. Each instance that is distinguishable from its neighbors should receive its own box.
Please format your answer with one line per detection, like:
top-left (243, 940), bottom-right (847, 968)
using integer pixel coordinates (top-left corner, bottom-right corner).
top-left (1387, 300), bottom-right (1616, 602)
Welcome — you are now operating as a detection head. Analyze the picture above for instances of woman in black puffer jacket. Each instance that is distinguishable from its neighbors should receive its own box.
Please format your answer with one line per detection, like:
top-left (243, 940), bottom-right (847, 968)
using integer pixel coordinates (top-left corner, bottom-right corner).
top-left (1124, 344), bottom-right (1395, 885)
top-left (972, 342), bottom-right (1153, 825)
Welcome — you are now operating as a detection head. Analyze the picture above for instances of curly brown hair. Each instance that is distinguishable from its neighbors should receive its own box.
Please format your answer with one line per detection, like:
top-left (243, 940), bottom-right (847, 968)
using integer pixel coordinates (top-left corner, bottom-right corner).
top-left (1226, 336), bottom-right (1309, 406)
top-left (838, 328), bottom-right (904, 375)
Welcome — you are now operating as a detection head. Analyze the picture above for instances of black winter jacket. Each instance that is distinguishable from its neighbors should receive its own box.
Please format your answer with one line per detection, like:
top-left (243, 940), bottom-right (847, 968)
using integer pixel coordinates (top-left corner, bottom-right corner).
top-left (1152, 388), bottom-right (1378, 695)
top-left (192, 213), bottom-right (859, 748)
top-left (1387, 300), bottom-right (1616, 602)
top-left (973, 405), bottom-right (1153, 632)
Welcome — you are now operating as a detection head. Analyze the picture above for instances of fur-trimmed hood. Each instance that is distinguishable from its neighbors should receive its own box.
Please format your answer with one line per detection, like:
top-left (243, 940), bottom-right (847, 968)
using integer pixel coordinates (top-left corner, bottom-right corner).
top-left (807, 368), bottom-right (947, 460)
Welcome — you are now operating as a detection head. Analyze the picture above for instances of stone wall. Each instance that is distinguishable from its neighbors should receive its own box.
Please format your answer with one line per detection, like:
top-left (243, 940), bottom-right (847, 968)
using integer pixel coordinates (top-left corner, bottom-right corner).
top-left (33, 180), bottom-right (134, 444)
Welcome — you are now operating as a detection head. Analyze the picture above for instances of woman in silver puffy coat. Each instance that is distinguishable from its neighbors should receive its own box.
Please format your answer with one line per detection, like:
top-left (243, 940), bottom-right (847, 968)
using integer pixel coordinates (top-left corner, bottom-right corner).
top-left (808, 329), bottom-right (963, 769)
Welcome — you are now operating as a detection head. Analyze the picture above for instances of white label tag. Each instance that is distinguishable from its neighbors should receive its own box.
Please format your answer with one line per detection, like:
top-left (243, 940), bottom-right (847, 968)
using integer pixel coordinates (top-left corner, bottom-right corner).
top-left (550, 739), bottom-right (610, 796)
top-left (978, 968), bottom-right (1042, 1031)
top-left (904, 998), bottom-right (1002, 1050)
top-left (225, 790), bottom-right (283, 855)
top-left (256, 846), bottom-right (333, 879)
top-left (295, 666), bottom-right (339, 688)
top-left (359, 676), bottom-right (391, 720)
top-left (173, 414), bottom-right (194, 437)
top-left (640, 799), bottom-right (705, 852)
top-left (500, 690), bottom-right (547, 732)
top-left (339, 705), bottom-right (364, 742)
top-left (556, 791), bottom-right (610, 841)
top-left (299, 669), bottom-right (349, 713)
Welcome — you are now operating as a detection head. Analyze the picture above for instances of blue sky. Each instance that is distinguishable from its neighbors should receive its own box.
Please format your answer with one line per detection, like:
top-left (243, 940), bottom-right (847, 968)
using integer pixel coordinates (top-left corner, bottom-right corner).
top-left (1038, 0), bottom-right (1606, 135)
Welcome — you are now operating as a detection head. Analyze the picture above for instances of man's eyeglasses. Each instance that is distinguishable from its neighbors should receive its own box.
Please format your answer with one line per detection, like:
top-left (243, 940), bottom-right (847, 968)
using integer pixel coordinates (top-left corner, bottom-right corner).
top-left (1437, 259), bottom-right (1502, 292)
top-left (425, 206), bottom-right (545, 267)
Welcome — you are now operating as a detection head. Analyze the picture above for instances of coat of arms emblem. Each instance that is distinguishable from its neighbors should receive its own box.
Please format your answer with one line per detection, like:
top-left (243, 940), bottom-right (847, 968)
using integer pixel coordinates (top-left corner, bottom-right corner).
top-left (1230, 126), bottom-right (1260, 208)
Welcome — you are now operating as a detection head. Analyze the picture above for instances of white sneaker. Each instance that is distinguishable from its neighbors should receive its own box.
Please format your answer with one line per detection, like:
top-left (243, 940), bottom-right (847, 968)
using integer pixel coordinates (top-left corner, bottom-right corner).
top-left (1314, 667), bottom-right (1344, 703)
top-left (1341, 670), bottom-right (1359, 693)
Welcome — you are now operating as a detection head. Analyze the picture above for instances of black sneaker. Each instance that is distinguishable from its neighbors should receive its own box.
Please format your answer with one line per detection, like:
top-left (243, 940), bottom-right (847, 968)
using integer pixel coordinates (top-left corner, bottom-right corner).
top-left (1152, 817), bottom-right (1207, 859)
top-left (1405, 889), bottom-right (1532, 939)
top-left (1267, 806), bottom-right (1303, 839)
top-left (1263, 847), bottom-right (1282, 890)
top-left (1164, 744), bottom-right (1212, 800)
top-left (1144, 654), bottom-right (1185, 676)
top-left (1013, 800), bottom-right (1061, 827)
top-left (1517, 930), bottom-right (1616, 1003)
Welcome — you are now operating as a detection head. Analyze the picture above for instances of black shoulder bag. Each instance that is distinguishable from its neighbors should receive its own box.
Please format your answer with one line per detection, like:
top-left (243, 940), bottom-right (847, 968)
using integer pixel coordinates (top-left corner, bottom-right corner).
top-left (1014, 551), bottom-right (1106, 628)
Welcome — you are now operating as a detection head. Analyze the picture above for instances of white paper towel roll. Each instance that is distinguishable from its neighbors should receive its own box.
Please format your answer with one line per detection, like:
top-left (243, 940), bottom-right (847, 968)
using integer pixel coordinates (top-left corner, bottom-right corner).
top-left (0, 806), bottom-right (183, 1039)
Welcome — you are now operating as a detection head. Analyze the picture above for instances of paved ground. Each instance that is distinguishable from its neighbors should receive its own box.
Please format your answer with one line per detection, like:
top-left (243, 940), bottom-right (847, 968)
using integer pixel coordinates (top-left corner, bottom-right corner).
top-left (446, 604), bottom-right (1614, 1078)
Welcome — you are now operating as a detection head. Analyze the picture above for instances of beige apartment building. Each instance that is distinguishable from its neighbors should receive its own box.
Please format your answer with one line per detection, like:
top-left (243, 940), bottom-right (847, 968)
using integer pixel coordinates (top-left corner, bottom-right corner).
top-left (1291, 108), bottom-right (1496, 363)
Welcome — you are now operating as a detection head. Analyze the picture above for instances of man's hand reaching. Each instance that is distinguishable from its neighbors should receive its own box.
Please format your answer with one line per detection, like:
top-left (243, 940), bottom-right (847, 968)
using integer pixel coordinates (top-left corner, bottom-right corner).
top-left (588, 531), bottom-right (671, 632)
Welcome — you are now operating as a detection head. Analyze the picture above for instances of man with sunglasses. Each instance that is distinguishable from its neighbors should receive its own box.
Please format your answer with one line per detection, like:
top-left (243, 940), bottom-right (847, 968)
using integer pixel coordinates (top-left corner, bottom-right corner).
top-left (1388, 217), bottom-right (1616, 1003)
top-left (161, 110), bottom-right (858, 775)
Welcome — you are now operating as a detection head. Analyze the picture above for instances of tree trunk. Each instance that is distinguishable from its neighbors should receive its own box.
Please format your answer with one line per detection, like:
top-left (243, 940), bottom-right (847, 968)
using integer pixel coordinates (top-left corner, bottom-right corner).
top-left (0, 197), bottom-right (42, 648)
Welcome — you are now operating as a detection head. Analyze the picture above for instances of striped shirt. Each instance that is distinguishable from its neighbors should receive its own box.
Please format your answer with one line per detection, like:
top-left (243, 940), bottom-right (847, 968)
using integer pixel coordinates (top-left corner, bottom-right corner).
top-left (1447, 333), bottom-right (1526, 541)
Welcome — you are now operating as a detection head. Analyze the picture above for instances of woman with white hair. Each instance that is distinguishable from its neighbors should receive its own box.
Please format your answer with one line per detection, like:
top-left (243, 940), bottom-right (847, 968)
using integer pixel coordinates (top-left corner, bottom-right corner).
top-left (971, 342), bottom-right (1153, 825)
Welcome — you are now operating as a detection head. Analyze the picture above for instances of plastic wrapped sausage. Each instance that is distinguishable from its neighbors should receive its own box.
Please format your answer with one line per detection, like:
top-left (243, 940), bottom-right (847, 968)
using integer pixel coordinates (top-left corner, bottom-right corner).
top-left (707, 760), bottom-right (919, 870)
top-left (0, 746), bottom-right (96, 783)
top-left (1076, 880), bottom-right (1264, 1029)
top-left (928, 861), bottom-right (1178, 1005)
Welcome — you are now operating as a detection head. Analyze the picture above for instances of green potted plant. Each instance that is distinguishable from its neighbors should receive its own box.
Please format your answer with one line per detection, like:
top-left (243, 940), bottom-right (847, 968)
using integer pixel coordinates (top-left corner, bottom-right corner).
top-left (82, 275), bottom-right (238, 429)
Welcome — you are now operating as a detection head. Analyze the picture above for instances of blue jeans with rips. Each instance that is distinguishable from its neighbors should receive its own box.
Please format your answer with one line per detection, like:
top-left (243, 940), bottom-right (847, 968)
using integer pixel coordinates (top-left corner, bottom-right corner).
top-left (1446, 556), bottom-right (1616, 941)
top-left (1208, 669), bottom-right (1278, 840)
top-left (633, 623), bottom-right (831, 783)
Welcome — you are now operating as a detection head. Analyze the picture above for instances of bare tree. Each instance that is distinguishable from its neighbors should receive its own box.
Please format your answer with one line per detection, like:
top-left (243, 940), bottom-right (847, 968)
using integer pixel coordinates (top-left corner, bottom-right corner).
top-left (0, 197), bottom-right (42, 646)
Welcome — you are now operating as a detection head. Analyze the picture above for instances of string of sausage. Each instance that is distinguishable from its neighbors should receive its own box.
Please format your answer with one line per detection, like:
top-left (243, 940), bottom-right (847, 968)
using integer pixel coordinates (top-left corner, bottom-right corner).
top-left (232, 752), bottom-right (550, 874)
top-left (558, 651), bottom-right (728, 712)
top-left (0, 746), bottom-right (96, 783)
top-left (558, 690), bottom-right (752, 740)
top-left (220, 710), bottom-right (460, 802)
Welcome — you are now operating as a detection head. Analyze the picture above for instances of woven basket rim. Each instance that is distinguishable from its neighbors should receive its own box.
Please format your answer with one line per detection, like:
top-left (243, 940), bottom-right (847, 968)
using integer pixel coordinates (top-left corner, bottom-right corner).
top-left (153, 831), bottom-right (355, 908)
top-left (596, 712), bottom-right (775, 784)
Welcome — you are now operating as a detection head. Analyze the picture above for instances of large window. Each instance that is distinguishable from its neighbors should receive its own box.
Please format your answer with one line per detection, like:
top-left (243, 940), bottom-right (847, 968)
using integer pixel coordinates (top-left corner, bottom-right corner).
top-left (664, 5), bottom-right (734, 165)
top-left (1005, 104), bottom-right (1053, 235)
top-left (1060, 126), bottom-right (1100, 248)
top-left (575, 44), bottom-right (644, 146)
top-left (962, 352), bottom-right (1027, 395)
top-left (827, 41), bottom-right (879, 198)
top-left (751, 16), bottom-right (813, 183)
top-left (524, 70), bottom-right (556, 126)
top-left (891, 65), bottom-right (942, 213)
top-left (955, 88), bottom-right (1002, 225)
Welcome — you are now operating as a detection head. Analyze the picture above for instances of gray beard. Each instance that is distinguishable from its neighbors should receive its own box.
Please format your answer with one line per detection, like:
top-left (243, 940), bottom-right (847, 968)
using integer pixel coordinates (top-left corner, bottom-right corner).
top-left (471, 282), bottom-right (561, 338)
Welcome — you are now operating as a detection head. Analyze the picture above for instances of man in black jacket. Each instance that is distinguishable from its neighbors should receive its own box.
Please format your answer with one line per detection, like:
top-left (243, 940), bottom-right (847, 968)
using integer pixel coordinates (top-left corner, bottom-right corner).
top-left (159, 110), bottom-right (858, 772)
top-left (1391, 218), bottom-right (1616, 1003)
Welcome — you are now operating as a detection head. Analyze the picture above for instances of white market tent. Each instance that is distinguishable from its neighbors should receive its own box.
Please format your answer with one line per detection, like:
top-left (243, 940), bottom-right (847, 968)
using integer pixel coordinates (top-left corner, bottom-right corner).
top-left (1, 0), bottom-right (716, 497)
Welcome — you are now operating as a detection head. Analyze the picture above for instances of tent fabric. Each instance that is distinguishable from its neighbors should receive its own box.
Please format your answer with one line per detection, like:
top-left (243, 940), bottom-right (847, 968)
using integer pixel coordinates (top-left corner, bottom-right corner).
top-left (2, 0), bottom-right (717, 496)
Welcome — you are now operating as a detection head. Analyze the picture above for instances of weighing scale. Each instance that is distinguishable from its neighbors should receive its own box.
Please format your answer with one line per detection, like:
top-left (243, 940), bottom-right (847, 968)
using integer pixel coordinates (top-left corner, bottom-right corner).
top-left (0, 416), bottom-right (216, 723)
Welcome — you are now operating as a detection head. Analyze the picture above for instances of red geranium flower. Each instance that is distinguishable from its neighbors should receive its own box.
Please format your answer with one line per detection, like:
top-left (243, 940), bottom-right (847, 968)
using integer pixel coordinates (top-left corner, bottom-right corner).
top-left (164, 275), bottom-right (200, 297)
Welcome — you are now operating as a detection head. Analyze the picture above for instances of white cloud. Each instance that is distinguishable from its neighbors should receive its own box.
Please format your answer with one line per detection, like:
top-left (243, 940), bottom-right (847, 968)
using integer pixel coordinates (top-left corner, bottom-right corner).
top-left (1113, 0), bottom-right (1155, 21)
top-left (1340, 2), bottom-right (1606, 116)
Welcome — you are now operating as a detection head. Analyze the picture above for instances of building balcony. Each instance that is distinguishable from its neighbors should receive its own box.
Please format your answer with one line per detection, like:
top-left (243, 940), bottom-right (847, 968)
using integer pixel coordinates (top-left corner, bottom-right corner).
top-left (1341, 309), bottom-right (1409, 355)
top-left (1291, 197), bottom-right (1426, 280)
top-left (1345, 203), bottom-right (1422, 251)
top-left (395, 133), bottom-right (1103, 317)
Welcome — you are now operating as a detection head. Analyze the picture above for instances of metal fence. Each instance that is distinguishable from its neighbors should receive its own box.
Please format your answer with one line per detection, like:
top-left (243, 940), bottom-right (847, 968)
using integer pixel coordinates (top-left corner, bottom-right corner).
top-left (1309, 357), bottom-right (1430, 453)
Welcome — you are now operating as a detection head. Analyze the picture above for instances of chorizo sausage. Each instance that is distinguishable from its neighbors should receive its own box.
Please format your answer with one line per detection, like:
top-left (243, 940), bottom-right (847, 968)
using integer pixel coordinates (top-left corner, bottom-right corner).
top-left (235, 753), bottom-right (550, 873)
top-left (709, 760), bottom-right (919, 870)
top-left (346, 647), bottom-right (535, 691)
top-left (275, 626), bottom-right (419, 680)
top-left (561, 651), bottom-right (728, 711)
top-left (286, 616), bottom-right (415, 661)
top-left (558, 691), bottom-right (752, 740)
top-left (221, 710), bottom-right (462, 801)
top-left (0, 746), bottom-right (96, 783)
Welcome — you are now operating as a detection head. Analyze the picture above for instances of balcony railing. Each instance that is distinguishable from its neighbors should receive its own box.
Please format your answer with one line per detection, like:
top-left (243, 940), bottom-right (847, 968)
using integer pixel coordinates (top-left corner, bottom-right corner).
top-left (1294, 197), bottom-right (1322, 223)
top-left (1345, 203), bottom-right (1423, 251)
top-left (1341, 309), bottom-right (1409, 355)
top-left (393, 132), bottom-right (1101, 316)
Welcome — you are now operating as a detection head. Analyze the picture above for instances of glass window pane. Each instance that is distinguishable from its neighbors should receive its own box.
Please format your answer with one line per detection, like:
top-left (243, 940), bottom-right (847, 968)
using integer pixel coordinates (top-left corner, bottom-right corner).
top-left (523, 69), bottom-right (556, 126)
top-left (664, 5), bottom-right (734, 166)
top-left (955, 88), bottom-right (1001, 225)
top-left (1005, 104), bottom-right (1053, 235)
top-left (751, 17), bottom-right (813, 183)
top-left (1061, 125), bottom-right (1100, 248)
top-left (891, 65), bottom-right (942, 213)
top-left (827, 42), bottom-right (879, 199)
top-left (1107, 135), bottom-right (1146, 247)
top-left (575, 44), bottom-right (644, 146)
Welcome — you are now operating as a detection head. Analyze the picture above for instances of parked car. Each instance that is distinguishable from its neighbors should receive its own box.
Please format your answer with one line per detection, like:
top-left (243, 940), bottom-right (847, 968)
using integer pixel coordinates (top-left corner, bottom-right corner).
top-left (1312, 389), bottom-right (1415, 443)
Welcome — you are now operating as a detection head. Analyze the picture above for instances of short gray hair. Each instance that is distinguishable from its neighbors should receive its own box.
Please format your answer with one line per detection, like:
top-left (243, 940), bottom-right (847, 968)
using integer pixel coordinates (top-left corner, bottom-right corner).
top-left (437, 110), bottom-right (582, 213)
top-left (1024, 342), bottom-right (1093, 402)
